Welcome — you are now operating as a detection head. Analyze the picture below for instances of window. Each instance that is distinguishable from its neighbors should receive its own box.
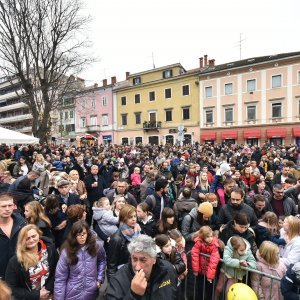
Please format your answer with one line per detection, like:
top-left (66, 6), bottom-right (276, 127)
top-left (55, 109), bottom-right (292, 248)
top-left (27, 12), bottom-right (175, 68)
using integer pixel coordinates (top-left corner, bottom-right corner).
top-left (135, 137), bottom-right (142, 144)
top-left (149, 91), bottom-right (155, 101)
top-left (149, 112), bottom-right (156, 122)
top-left (66, 124), bottom-right (75, 132)
top-left (165, 110), bottom-right (173, 122)
top-left (134, 94), bottom-right (141, 104)
top-left (135, 112), bottom-right (141, 124)
top-left (165, 88), bottom-right (172, 99)
top-left (247, 79), bottom-right (256, 92)
top-left (102, 96), bottom-right (107, 106)
top-left (90, 115), bottom-right (97, 126)
top-left (133, 76), bottom-right (141, 85)
top-left (182, 85), bottom-right (190, 96)
top-left (80, 117), bottom-right (86, 128)
top-left (205, 110), bottom-right (213, 123)
top-left (64, 112), bottom-right (68, 119)
top-left (247, 105), bottom-right (256, 120)
top-left (272, 75), bottom-right (282, 88)
top-left (121, 114), bottom-right (127, 126)
top-left (298, 71), bottom-right (300, 84)
top-left (81, 99), bottom-right (86, 109)
top-left (102, 114), bottom-right (108, 126)
top-left (122, 137), bottom-right (129, 145)
top-left (60, 112), bottom-right (63, 120)
top-left (163, 70), bottom-right (173, 78)
top-left (91, 98), bottom-right (96, 109)
top-left (182, 107), bottom-right (190, 120)
top-left (121, 96), bottom-right (126, 106)
top-left (272, 103), bottom-right (282, 118)
top-left (69, 111), bottom-right (74, 118)
top-left (225, 107), bottom-right (233, 122)
top-left (205, 86), bottom-right (212, 98)
top-left (224, 83), bottom-right (233, 95)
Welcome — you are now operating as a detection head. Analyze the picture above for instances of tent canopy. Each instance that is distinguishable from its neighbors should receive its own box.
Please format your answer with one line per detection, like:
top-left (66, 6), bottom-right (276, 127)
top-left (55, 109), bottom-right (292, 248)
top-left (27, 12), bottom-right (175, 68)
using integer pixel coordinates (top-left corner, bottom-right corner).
top-left (0, 126), bottom-right (39, 144)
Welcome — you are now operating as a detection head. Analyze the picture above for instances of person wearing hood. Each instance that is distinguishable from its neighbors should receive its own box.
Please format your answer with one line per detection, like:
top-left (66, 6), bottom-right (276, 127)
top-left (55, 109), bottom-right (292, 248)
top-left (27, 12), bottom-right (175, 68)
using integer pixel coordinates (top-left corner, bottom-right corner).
top-left (281, 262), bottom-right (300, 300)
top-left (252, 241), bottom-right (286, 300)
top-left (215, 236), bottom-right (256, 298)
top-left (217, 187), bottom-right (258, 229)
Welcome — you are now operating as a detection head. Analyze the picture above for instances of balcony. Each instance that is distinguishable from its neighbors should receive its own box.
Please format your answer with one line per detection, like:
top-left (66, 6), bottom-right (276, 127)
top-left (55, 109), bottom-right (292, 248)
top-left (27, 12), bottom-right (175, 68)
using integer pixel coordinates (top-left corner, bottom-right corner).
top-left (0, 113), bottom-right (32, 124)
top-left (143, 121), bottom-right (162, 132)
top-left (86, 125), bottom-right (100, 133)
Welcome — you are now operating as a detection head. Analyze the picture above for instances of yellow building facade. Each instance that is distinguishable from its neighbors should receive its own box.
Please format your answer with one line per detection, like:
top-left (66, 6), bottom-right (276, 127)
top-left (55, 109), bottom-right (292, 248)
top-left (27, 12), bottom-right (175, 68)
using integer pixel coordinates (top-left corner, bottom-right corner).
top-left (114, 63), bottom-right (200, 145)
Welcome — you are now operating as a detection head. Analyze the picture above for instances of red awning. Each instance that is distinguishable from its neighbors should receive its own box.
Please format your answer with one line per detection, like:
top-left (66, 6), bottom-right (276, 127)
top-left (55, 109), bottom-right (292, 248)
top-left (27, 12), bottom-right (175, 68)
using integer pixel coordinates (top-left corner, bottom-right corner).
top-left (292, 127), bottom-right (300, 137)
top-left (201, 132), bottom-right (216, 141)
top-left (221, 131), bottom-right (238, 140)
top-left (243, 129), bottom-right (261, 139)
top-left (80, 135), bottom-right (98, 140)
top-left (266, 128), bottom-right (287, 138)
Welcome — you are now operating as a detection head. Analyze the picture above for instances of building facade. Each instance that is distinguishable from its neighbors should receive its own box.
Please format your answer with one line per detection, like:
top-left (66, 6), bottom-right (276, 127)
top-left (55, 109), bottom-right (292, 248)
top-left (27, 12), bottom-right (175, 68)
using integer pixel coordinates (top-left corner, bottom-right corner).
top-left (199, 52), bottom-right (300, 146)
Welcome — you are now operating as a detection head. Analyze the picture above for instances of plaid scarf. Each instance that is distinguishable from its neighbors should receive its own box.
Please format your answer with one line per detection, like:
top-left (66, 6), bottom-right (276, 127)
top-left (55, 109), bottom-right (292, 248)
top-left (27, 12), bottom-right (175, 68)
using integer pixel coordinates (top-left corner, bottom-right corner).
top-left (119, 223), bottom-right (141, 241)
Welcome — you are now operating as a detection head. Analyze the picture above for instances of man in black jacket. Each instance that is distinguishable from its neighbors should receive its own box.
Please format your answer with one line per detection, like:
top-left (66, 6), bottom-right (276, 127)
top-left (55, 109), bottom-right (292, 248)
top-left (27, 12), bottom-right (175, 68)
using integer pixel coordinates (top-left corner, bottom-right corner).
top-left (106, 235), bottom-right (177, 300)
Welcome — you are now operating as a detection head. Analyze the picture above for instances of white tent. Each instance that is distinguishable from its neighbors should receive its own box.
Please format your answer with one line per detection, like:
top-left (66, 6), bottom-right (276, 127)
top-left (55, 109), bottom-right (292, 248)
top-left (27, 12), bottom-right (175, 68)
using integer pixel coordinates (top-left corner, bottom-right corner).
top-left (0, 126), bottom-right (39, 144)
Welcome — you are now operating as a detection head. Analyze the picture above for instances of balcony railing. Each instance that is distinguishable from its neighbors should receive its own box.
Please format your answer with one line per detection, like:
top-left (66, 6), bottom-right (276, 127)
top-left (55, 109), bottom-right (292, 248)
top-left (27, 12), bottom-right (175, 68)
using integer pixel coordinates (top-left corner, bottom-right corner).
top-left (143, 121), bottom-right (162, 132)
top-left (86, 125), bottom-right (100, 132)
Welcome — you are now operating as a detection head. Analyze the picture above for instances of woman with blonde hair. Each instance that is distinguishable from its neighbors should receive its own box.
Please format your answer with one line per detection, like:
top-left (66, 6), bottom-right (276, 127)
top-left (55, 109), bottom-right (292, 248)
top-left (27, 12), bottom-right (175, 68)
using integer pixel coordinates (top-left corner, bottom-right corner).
top-left (280, 215), bottom-right (300, 267)
top-left (32, 154), bottom-right (50, 194)
top-left (68, 170), bottom-right (87, 201)
top-left (5, 224), bottom-right (58, 300)
top-left (197, 172), bottom-right (210, 201)
top-left (24, 201), bottom-right (53, 241)
top-left (111, 195), bottom-right (127, 217)
top-left (252, 241), bottom-right (286, 300)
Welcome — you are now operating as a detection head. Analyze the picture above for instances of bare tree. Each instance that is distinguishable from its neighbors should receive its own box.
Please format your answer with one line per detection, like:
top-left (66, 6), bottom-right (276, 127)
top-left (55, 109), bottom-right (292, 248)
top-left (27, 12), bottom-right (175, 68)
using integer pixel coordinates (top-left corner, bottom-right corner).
top-left (0, 0), bottom-right (92, 143)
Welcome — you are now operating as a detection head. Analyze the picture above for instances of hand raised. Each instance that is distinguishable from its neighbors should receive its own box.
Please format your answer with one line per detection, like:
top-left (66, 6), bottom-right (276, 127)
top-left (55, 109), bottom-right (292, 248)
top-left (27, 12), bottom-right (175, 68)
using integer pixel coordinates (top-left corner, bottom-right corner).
top-left (131, 269), bottom-right (147, 296)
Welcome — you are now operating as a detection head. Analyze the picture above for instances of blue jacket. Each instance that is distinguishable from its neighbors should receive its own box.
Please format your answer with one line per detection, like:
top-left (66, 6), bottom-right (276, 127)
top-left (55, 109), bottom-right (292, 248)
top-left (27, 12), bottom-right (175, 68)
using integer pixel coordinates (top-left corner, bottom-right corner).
top-left (281, 264), bottom-right (300, 300)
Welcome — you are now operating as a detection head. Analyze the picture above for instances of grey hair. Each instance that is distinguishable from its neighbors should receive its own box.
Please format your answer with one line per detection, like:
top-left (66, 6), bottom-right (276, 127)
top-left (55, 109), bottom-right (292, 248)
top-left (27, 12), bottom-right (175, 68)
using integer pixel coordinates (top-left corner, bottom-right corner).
top-left (128, 235), bottom-right (156, 258)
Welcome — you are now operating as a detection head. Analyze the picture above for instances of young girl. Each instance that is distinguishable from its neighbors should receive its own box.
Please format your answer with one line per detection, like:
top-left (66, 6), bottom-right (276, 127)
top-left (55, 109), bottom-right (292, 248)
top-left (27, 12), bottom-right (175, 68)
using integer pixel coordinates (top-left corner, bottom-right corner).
top-left (191, 226), bottom-right (221, 300)
top-left (92, 197), bottom-right (119, 238)
top-left (215, 236), bottom-right (256, 298)
top-left (251, 241), bottom-right (286, 300)
top-left (256, 211), bottom-right (286, 248)
top-left (156, 207), bottom-right (177, 234)
top-left (24, 200), bottom-right (54, 241)
top-left (130, 167), bottom-right (141, 186)
top-left (136, 202), bottom-right (156, 237)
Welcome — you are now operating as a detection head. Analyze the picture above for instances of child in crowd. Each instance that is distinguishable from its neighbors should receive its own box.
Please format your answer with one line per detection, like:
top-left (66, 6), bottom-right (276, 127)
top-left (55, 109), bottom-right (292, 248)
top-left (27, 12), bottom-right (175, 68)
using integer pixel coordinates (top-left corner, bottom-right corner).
top-left (156, 207), bottom-right (177, 234)
top-left (252, 241), bottom-right (286, 300)
top-left (130, 167), bottom-right (141, 186)
top-left (256, 211), bottom-right (286, 248)
top-left (215, 236), bottom-right (256, 299)
top-left (136, 202), bottom-right (156, 237)
top-left (92, 197), bottom-right (119, 239)
top-left (191, 226), bottom-right (221, 300)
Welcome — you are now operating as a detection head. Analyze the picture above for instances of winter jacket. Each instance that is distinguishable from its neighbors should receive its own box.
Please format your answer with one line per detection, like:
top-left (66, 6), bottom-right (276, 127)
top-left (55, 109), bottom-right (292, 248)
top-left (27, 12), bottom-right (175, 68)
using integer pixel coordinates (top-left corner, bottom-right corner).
top-left (137, 215), bottom-right (157, 238)
top-left (270, 195), bottom-right (297, 217)
top-left (130, 173), bottom-right (141, 186)
top-left (54, 240), bottom-right (106, 300)
top-left (173, 197), bottom-right (198, 223)
top-left (181, 207), bottom-right (202, 243)
top-left (219, 220), bottom-right (258, 255)
top-left (52, 160), bottom-right (66, 171)
top-left (106, 258), bottom-right (178, 300)
top-left (209, 174), bottom-right (224, 193)
top-left (280, 263), bottom-right (300, 300)
top-left (222, 237), bottom-right (256, 280)
top-left (84, 173), bottom-right (105, 204)
top-left (191, 236), bottom-right (220, 280)
top-left (106, 189), bottom-right (137, 207)
top-left (5, 238), bottom-right (58, 300)
top-left (251, 251), bottom-right (286, 300)
top-left (145, 192), bottom-right (171, 221)
top-left (92, 207), bottom-right (119, 236)
top-left (255, 222), bottom-right (286, 248)
top-left (0, 213), bottom-right (26, 279)
top-left (216, 200), bottom-right (258, 229)
top-left (279, 231), bottom-right (300, 267)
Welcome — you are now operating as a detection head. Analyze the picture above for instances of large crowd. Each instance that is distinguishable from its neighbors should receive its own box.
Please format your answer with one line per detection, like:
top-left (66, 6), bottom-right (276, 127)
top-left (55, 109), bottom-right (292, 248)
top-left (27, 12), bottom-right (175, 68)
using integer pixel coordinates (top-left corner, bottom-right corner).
top-left (0, 141), bottom-right (299, 300)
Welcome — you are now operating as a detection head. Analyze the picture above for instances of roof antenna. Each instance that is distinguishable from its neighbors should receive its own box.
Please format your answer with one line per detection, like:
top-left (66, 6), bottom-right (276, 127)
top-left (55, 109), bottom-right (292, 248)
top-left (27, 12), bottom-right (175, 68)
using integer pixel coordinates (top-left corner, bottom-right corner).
top-left (152, 52), bottom-right (155, 69)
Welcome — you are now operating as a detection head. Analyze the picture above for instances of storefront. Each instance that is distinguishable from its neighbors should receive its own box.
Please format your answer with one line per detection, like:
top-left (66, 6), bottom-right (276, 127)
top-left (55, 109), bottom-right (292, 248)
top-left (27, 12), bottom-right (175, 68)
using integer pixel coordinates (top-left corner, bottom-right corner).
top-left (243, 129), bottom-right (261, 146)
top-left (292, 128), bottom-right (300, 147)
top-left (221, 131), bottom-right (238, 145)
top-left (201, 132), bottom-right (216, 144)
top-left (266, 128), bottom-right (287, 146)
top-left (102, 135), bottom-right (112, 144)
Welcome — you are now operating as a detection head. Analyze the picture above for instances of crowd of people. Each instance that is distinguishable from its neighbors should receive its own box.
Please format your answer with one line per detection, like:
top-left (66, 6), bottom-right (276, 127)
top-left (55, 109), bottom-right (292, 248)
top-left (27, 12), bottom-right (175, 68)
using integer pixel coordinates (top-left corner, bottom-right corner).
top-left (0, 141), bottom-right (299, 299)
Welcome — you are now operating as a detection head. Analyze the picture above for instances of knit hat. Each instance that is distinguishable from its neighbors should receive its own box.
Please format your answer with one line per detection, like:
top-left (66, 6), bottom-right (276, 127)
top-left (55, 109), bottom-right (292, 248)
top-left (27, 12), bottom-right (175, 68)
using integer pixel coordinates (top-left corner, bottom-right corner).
top-left (198, 202), bottom-right (213, 217)
top-left (219, 163), bottom-right (231, 175)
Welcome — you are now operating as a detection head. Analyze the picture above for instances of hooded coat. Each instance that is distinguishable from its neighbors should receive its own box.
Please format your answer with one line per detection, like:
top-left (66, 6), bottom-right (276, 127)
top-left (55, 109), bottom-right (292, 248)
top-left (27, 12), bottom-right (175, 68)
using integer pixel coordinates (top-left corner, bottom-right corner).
top-left (92, 207), bottom-right (119, 236)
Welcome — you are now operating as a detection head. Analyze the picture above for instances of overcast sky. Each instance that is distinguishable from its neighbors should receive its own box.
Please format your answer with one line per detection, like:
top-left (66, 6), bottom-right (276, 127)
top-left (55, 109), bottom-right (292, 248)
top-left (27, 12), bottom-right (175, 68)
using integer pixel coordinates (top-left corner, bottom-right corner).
top-left (80, 0), bottom-right (300, 85)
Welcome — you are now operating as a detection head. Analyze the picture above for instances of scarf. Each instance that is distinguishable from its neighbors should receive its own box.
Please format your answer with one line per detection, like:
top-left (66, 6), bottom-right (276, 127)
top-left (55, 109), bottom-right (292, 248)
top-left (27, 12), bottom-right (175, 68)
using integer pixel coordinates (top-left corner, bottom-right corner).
top-left (119, 223), bottom-right (141, 241)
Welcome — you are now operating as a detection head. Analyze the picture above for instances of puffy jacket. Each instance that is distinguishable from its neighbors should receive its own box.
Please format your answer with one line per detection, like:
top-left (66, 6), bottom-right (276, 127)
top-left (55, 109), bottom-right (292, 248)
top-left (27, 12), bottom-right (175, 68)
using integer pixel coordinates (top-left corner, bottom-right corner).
top-left (5, 238), bottom-right (58, 300)
top-left (222, 237), bottom-right (256, 280)
top-left (181, 207), bottom-right (202, 243)
top-left (280, 263), bottom-right (300, 300)
top-left (106, 258), bottom-right (178, 300)
top-left (92, 207), bottom-right (119, 236)
top-left (251, 251), bottom-right (286, 300)
top-left (137, 215), bottom-right (157, 238)
top-left (54, 240), bottom-right (106, 300)
top-left (191, 236), bottom-right (220, 280)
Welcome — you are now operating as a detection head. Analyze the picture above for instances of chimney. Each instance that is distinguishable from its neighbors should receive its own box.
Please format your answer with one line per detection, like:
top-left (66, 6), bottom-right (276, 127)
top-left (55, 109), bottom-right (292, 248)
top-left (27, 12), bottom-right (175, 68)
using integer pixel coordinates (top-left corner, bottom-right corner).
top-left (102, 79), bottom-right (107, 87)
top-left (204, 55), bottom-right (208, 66)
top-left (126, 72), bottom-right (130, 80)
top-left (199, 57), bottom-right (203, 69)
top-left (111, 76), bottom-right (116, 85)
top-left (94, 83), bottom-right (98, 88)
top-left (208, 59), bottom-right (215, 67)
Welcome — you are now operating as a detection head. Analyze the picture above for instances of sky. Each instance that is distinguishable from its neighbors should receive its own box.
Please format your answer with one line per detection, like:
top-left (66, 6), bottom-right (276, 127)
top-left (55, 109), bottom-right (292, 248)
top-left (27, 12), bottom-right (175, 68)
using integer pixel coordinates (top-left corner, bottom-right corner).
top-left (79, 0), bottom-right (300, 85)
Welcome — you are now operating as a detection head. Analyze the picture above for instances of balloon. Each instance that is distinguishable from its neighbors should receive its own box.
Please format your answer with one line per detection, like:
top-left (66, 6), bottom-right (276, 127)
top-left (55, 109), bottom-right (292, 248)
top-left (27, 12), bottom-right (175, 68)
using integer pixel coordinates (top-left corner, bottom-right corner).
top-left (227, 283), bottom-right (258, 300)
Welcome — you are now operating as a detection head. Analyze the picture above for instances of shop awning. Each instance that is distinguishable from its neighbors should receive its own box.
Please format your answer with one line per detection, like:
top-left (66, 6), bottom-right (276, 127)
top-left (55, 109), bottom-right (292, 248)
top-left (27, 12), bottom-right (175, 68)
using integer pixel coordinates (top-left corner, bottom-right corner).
top-left (80, 135), bottom-right (98, 140)
top-left (266, 128), bottom-right (287, 138)
top-left (201, 132), bottom-right (216, 141)
top-left (292, 127), bottom-right (300, 137)
top-left (243, 129), bottom-right (261, 139)
top-left (221, 131), bottom-right (238, 140)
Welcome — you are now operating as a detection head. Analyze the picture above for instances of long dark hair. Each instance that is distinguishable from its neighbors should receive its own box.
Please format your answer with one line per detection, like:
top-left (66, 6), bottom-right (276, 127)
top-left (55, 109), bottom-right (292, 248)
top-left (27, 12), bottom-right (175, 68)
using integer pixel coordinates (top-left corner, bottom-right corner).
top-left (155, 234), bottom-right (176, 262)
top-left (63, 220), bottom-right (98, 264)
top-left (157, 208), bottom-right (177, 234)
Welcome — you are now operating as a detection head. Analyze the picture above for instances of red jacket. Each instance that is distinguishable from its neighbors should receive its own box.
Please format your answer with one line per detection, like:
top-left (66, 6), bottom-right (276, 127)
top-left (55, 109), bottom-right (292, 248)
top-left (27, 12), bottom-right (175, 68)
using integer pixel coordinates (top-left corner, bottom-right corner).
top-left (191, 236), bottom-right (220, 280)
top-left (240, 175), bottom-right (256, 187)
